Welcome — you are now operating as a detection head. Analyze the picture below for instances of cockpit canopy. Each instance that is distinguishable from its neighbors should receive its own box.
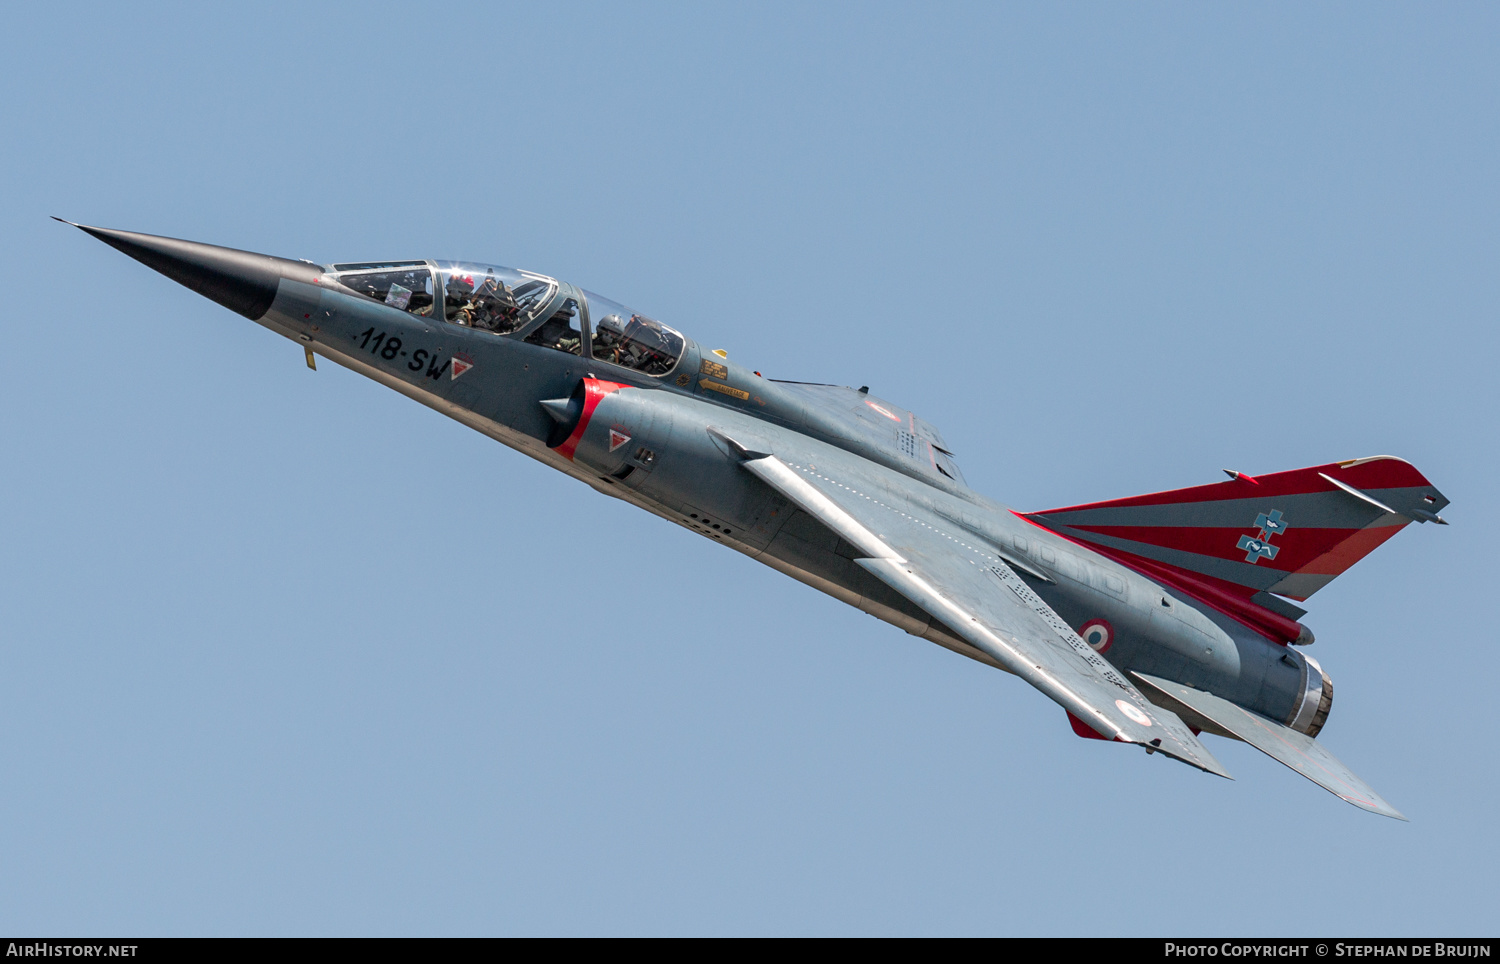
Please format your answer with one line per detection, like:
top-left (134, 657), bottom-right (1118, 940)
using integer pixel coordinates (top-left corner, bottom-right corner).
top-left (329, 260), bottom-right (686, 377)
top-left (436, 262), bottom-right (556, 333)
top-left (333, 262), bottom-right (438, 316)
top-left (582, 289), bottom-right (684, 377)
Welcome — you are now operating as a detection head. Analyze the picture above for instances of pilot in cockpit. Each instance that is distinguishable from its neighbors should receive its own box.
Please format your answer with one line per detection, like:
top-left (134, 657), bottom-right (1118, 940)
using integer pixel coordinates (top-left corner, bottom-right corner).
top-left (445, 273), bottom-right (476, 326)
top-left (470, 276), bottom-right (519, 332)
top-left (525, 303), bottom-right (582, 355)
top-left (592, 313), bottom-right (627, 364)
top-left (446, 272), bottom-right (524, 333)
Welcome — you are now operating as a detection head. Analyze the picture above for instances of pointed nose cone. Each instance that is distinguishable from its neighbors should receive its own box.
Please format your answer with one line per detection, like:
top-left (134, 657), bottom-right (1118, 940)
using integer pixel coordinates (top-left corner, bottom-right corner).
top-left (58, 219), bottom-right (320, 321)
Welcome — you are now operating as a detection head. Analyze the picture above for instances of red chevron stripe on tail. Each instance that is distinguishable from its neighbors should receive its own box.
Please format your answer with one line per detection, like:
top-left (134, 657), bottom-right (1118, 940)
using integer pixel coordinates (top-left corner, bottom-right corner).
top-left (1023, 456), bottom-right (1449, 638)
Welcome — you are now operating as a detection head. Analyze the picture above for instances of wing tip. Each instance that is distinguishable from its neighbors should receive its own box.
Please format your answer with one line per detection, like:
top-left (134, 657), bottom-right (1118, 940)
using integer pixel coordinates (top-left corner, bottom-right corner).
top-left (1140, 739), bottom-right (1234, 780)
top-left (1189, 757), bottom-right (1234, 781)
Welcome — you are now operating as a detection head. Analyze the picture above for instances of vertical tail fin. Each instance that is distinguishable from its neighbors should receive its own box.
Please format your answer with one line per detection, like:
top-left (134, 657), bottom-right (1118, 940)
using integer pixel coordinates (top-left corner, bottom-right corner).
top-left (1024, 456), bottom-right (1448, 613)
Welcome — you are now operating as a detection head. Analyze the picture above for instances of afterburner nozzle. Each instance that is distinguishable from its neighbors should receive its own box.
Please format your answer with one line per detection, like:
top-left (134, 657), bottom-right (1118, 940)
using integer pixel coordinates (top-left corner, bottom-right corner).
top-left (56, 218), bottom-right (322, 321)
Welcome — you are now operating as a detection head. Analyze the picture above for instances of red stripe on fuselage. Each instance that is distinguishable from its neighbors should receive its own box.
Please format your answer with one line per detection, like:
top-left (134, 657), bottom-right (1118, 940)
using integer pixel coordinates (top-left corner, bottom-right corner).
top-left (555, 378), bottom-right (630, 461)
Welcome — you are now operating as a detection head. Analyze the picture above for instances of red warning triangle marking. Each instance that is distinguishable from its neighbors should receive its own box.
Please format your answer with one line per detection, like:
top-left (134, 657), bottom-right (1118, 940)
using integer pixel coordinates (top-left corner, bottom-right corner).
top-left (451, 357), bottom-right (472, 379)
top-left (609, 430), bottom-right (631, 452)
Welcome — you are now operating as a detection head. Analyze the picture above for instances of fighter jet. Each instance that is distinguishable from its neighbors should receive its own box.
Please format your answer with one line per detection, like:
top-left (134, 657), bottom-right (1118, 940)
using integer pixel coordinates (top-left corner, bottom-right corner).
top-left (63, 220), bottom-right (1451, 819)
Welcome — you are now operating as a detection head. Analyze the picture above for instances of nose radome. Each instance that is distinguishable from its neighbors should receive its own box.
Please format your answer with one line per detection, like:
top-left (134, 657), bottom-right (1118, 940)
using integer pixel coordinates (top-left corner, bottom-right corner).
top-left (56, 218), bottom-right (323, 321)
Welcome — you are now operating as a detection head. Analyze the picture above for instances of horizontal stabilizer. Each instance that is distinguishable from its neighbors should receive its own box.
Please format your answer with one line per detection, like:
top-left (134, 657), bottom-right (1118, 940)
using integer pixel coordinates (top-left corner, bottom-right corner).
top-left (1132, 673), bottom-right (1405, 820)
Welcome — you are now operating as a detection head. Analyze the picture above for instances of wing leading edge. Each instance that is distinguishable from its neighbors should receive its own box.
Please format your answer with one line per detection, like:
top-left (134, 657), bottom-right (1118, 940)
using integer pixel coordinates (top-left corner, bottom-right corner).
top-left (739, 452), bottom-right (1231, 778)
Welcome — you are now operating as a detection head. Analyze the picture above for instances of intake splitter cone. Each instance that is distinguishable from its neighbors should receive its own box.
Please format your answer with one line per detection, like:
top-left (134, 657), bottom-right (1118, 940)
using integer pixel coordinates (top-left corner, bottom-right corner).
top-left (56, 218), bottom-right (322, 321)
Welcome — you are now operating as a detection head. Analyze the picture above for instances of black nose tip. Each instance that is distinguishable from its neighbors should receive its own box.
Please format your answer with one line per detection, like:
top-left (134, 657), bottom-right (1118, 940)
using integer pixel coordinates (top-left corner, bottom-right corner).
top-left (56, 218), bottom-right (318, 321)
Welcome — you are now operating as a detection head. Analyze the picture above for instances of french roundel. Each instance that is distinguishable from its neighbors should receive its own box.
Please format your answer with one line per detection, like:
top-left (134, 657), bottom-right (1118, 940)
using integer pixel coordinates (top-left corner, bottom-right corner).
top-left (1116, 700), bottom-right (1152, 727)
top-left (1079, 618), bottom-right (1113, 654)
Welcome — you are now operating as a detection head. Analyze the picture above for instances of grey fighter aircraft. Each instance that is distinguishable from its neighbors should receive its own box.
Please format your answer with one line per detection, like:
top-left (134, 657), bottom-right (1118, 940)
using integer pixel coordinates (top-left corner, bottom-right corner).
top-left (64, 220), bottom-right (1451, 819)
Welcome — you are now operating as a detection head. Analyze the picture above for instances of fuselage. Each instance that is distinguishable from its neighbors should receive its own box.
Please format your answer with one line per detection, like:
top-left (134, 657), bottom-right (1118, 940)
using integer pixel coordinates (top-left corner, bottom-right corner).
top-left (252, 258), bottom-right (1324, 735)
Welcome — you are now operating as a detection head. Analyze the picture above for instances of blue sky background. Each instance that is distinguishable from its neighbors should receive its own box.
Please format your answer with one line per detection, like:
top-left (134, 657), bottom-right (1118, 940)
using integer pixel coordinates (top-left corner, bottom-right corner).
top-left (1, 2), bottom-right (1495, 936)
